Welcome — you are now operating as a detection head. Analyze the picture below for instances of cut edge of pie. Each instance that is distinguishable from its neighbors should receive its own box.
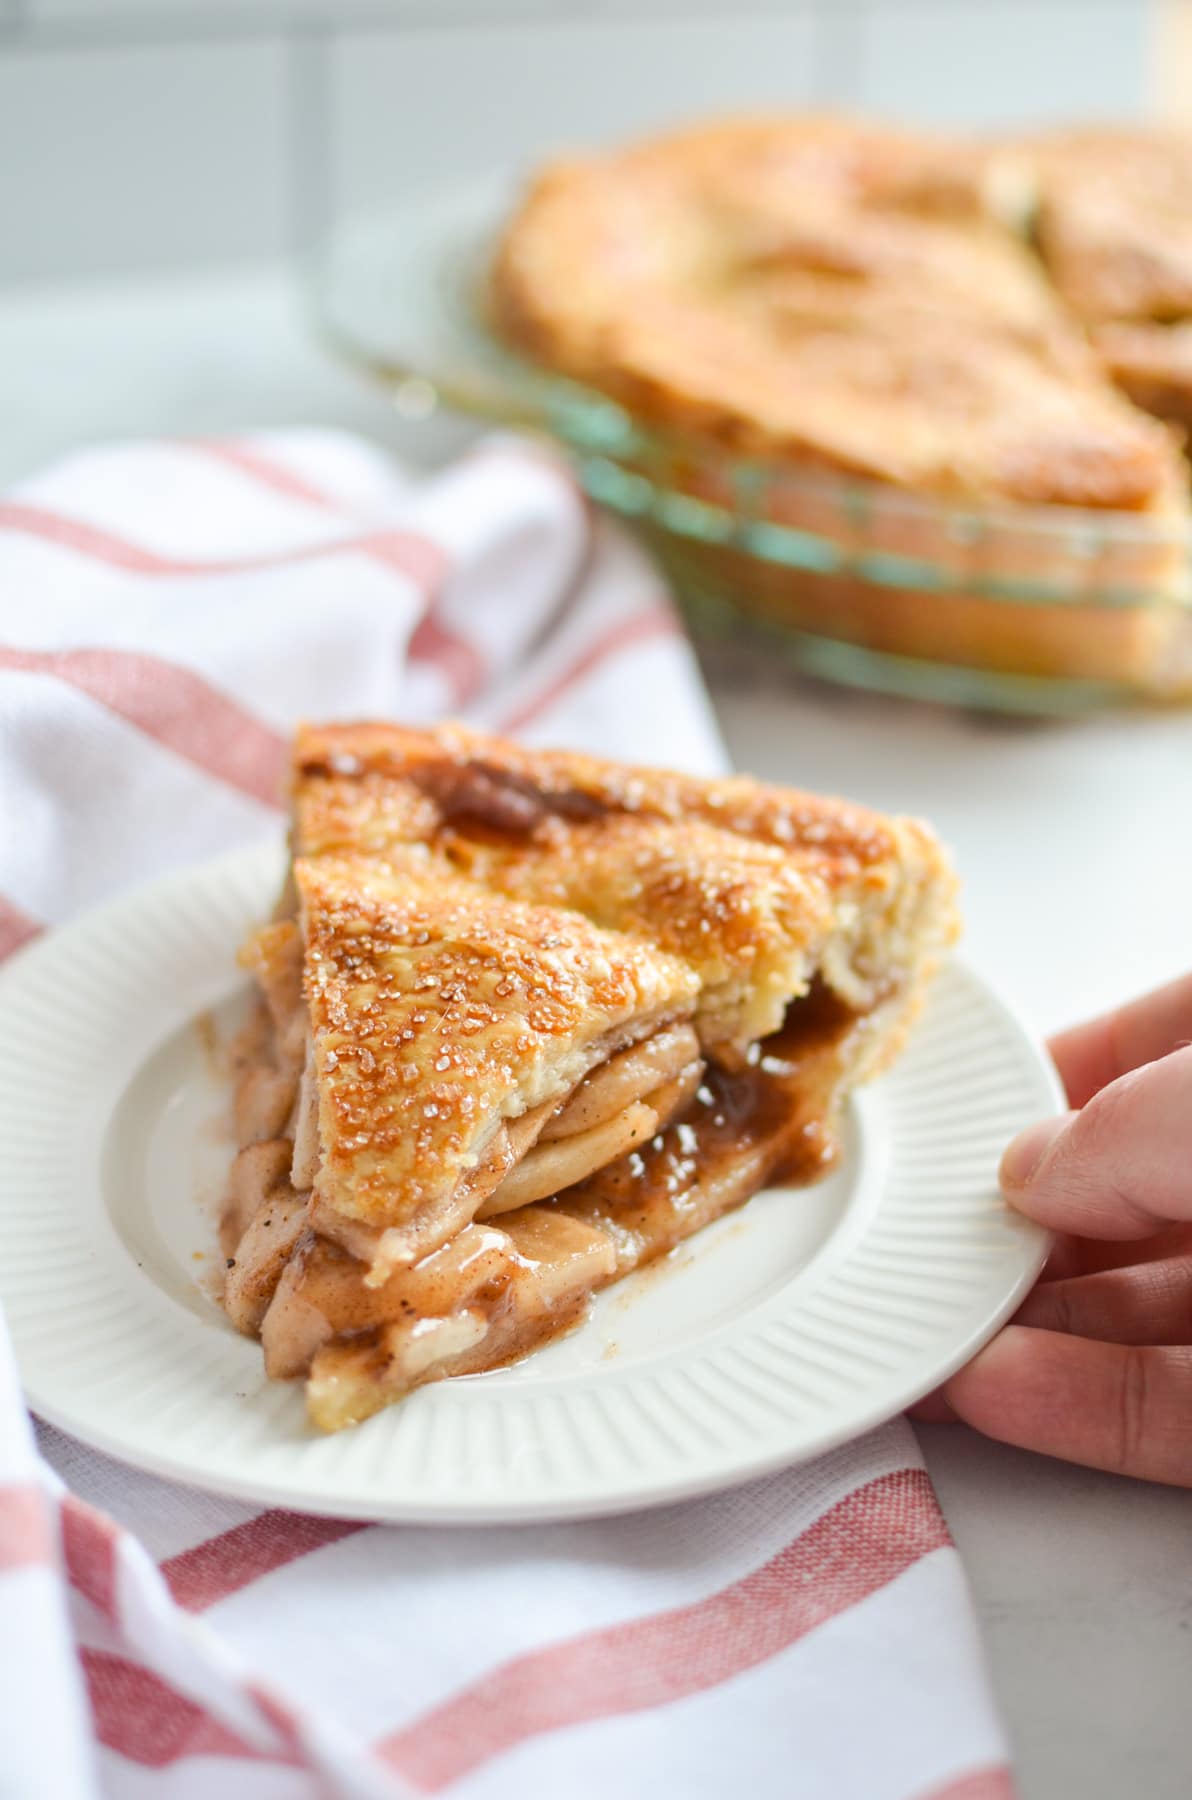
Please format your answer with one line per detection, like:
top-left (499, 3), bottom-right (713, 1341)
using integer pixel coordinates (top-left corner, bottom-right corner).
top-left (221, 722), bottom-right (959, 1432)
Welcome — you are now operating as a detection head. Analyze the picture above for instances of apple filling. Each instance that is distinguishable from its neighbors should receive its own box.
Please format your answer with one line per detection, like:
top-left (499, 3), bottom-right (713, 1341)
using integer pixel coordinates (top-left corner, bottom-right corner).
top-left (222, 956), bottom-right (871, 1429)
top-left (477, 1024), bottom-right (703, 1215)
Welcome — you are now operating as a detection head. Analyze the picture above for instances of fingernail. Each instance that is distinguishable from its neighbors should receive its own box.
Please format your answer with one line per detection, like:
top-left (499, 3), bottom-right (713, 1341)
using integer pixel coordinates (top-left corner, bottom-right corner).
top-left (999, 1114), bottom-right (1073, 1189)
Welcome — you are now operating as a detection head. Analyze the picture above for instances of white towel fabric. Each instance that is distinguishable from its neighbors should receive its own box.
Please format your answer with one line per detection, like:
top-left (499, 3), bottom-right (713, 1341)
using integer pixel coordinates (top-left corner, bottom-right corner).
top-left (0, 430), bottom-right (1012, 1800)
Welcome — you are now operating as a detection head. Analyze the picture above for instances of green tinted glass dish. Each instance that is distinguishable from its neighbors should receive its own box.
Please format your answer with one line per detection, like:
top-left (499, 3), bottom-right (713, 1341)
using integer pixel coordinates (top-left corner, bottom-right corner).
top-left (310, 176), bottom-right (1192, 713)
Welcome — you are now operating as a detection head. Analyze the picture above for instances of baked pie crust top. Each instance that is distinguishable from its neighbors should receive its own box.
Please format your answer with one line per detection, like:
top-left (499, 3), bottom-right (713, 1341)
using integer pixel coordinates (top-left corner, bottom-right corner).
top-left (492, 115), bottom-right (1192, 518)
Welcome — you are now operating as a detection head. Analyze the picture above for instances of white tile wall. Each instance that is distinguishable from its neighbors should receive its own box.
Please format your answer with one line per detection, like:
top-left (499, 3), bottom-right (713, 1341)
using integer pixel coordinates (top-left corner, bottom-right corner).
top-left (590, 0), bottom-right (816, 13)
top-left (25, 1), bottom-right (656, 23)
top-left (856, 0), bottom-right (1150, 126)
top-left (0, 0), bottom-right (1164, 285)
top-left (28, 1), bottom-right (295, 21)
top-left (328, 11), bottom-right (819, 223)
top-left (0, 40), bottom-right (290, 280)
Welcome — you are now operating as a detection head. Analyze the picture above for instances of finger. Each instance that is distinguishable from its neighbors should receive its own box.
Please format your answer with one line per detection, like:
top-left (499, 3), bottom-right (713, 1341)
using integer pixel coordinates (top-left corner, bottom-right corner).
top-left (1015, 1255), bottom-right (1192, 1344)
top-left (1000, 1046), bottom-right (1192, 1238)
top-left (942, 1325), bottom-right (1192, 1485)
top-left (907, 1389), bottom-right (958, 1424)
top-left (1039, 1234), bottom-right (1090, 1282)
top-left (1040, 1223), bottom-right (1192, 1282)
top-left (1049, 971), bottom-right (1192, 1107)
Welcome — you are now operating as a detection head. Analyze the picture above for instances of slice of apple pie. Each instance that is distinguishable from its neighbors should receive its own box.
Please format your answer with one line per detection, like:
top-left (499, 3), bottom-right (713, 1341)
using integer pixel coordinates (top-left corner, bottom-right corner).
top-left (223, 723), bottom-right (958, 1430)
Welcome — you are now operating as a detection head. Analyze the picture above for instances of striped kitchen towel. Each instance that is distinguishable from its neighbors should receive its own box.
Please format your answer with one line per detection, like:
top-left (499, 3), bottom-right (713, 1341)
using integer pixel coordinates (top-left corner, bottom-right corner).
top-left (0, 429), bottom-right (1011, 1800)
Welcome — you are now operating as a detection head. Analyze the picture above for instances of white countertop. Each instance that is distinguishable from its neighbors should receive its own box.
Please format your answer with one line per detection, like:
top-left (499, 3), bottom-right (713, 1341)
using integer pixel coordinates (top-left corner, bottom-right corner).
top-left (8, 262), bottom-right (1192, 1800)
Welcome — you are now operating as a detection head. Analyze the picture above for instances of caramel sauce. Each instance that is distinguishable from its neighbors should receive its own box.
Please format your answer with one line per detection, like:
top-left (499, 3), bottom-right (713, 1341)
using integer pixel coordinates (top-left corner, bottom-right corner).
top-left (739, 979), bottom-right (860, 1183)
top-left (234, 973), bottom-right (867, 1404)
top-left (411, 759), bottom-right (606, 838)
top-left (549, 981), bottom-right (861, 1273)
top-left (434, 983), bottom-right (865, 1380)
top-left (193, 1009), bottom-right (221, 1078)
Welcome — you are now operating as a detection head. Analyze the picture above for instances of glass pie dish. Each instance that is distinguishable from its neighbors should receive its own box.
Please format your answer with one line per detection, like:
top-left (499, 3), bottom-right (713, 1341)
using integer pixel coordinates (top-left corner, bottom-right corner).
top-left (310, 176), bottom-right (1192, 713)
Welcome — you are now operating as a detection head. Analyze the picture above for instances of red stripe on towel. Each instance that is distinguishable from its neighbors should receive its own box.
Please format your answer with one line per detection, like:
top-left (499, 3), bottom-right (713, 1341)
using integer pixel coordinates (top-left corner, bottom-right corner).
top-left (0, 647), bottom-right (287, 808)
top-left (382, 1467), bottom-right (949, 1792)
top-left (162, 1511), bottom-right (367, 1613)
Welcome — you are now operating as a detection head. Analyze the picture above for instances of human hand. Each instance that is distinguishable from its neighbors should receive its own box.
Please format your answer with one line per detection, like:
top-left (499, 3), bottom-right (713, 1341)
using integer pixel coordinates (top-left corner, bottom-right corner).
top-left (916, 972), bottom-right (1192, 1486)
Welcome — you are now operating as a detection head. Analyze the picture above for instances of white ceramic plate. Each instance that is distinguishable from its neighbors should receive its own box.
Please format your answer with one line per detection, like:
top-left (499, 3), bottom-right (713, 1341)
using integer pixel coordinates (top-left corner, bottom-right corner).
top-left (0, 843), bottom-right (1059, 1523)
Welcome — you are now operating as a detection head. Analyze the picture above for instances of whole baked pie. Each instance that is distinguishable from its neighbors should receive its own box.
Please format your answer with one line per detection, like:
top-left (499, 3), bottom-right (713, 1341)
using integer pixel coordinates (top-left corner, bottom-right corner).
top-left (491, 117), bottom-right (1192, 690)
top-left (222, 723), bottom-right (958, 1430)
top-left (492, 116), bottom-right (1187, 515)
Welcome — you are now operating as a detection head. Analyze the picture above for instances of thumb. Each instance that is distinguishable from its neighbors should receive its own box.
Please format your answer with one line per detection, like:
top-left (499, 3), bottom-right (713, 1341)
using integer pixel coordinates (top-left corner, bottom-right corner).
top-left (999, 1045), bottom-right (1192, 1240)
